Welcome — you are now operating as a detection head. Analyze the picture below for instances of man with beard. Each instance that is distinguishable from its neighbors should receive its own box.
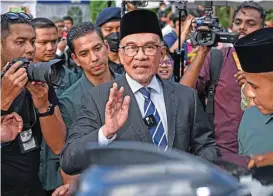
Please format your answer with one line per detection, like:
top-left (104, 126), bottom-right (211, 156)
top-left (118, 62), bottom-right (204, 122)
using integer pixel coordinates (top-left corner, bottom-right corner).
top-left (179, 1), bottom-right (267, 166)
top-left (96, 7), bottom-right (124, 74)
top-left (61, 9), bottom-right (217, 175)
top-left (234, 27), bottom-right (273, 169)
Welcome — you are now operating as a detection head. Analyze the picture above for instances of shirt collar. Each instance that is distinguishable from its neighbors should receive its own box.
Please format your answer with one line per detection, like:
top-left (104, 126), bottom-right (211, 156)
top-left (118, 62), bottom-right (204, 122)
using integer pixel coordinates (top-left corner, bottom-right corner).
top-left (265, 113), bottom-right (273, 125)
top-left (80, 69), bottom-right (118, 89)
top-left (125, 73), bottom-right (161, 94)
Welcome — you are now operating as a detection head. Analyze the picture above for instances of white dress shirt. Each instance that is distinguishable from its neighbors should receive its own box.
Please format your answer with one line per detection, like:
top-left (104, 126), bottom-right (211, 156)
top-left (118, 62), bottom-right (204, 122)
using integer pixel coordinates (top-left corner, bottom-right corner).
top-left (98, 74), bottom-right (168, 146)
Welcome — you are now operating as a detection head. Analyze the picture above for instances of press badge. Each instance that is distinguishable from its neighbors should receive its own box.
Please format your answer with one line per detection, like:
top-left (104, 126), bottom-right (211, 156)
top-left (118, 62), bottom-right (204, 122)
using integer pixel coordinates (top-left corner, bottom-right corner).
top-left (19, 129), bottom-right (39, 153)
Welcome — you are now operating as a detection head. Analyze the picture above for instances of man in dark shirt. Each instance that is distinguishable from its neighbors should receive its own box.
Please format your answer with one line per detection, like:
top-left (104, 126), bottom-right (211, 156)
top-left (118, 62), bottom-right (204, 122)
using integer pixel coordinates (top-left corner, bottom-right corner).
top-left (180, 2), bottom-right (266, 165)
top-left (96, 7), bottom-right (124, 74)
top-left (54, 22), bottom-right (120, 196)
top-left (1, 12), bottom-right (66, 196)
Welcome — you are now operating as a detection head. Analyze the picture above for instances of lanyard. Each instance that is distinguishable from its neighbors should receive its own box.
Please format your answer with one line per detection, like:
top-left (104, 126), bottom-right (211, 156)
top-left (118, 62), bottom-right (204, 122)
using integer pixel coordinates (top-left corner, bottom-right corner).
top-left (232, 51), bottom-right (242, 71)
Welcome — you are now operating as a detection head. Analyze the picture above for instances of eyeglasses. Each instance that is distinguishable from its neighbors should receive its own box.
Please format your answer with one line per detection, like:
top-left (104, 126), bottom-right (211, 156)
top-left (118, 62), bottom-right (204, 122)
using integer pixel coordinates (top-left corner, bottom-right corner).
top-left (120, 44), bottom-right (162, 57)
top-left (3, 12), bottom-right (31, 20)
top-left (160, 59), bottom-right (174, 66)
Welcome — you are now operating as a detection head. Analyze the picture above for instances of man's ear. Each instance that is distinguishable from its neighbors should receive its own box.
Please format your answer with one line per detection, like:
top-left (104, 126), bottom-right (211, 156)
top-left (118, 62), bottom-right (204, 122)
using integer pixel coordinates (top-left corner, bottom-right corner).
top-left (71, 53), bottom-right (81, 67)
top-left (118, 48), bottom-right (125, 65)
top-left (160, 46), bottom-right (167, 60)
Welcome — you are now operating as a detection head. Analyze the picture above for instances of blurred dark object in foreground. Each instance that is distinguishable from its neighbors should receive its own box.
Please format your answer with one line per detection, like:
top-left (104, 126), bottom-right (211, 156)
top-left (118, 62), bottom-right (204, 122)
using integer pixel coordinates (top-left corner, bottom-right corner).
top-left (71, 142), bottom-right (256, 196)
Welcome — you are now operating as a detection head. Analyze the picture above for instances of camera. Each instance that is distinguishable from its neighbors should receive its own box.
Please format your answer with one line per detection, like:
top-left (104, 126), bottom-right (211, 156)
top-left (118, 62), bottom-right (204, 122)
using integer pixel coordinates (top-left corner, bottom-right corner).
top-left (1, 57), bottom-right (65, 86)
top-left (190, 0), bottom-right (239, 47)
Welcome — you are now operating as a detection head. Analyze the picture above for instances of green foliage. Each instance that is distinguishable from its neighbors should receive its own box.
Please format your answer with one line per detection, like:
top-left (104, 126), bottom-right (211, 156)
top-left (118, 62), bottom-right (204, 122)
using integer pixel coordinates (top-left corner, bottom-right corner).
top-left (216, 6), bottom-right (231, 28)
top-left (266, 10), bottom-right (273, 21)
top-left (90, 1), bottom-right (116, 23)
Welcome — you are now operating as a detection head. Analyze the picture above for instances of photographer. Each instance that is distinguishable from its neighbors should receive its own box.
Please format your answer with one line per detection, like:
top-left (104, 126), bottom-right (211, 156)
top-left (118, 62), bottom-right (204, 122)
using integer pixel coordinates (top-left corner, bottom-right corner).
top-left (1, 12), bottom-right (66, 196)
top-left (179, 1), bottom-right (266, 166)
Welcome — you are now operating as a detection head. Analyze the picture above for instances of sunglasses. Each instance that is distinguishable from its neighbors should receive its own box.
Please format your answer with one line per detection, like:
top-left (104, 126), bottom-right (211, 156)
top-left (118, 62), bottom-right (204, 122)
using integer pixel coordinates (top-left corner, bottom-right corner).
top-left (3, 12), bottom-right (31, 20)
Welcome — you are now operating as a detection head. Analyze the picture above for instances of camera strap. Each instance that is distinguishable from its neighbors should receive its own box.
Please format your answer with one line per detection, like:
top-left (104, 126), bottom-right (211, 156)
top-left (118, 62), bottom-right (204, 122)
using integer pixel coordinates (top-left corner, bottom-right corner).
top-left (206, 48), bottom-right (225, 128)
top-left (11, 89), bottom-right (39, 153)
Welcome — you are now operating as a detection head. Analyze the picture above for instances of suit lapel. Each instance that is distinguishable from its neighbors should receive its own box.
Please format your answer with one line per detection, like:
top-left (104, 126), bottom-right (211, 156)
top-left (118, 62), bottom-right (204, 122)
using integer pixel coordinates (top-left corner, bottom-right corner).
top-left (117, 75), bottom-right (152, 143)
top-left (162, 80), bottom-right (178, 147)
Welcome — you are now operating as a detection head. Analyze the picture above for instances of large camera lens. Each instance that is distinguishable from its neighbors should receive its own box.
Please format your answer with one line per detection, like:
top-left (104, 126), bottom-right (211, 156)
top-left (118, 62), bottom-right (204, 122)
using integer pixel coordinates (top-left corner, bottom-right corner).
top-left (27, 59), bottom-right (64, 86)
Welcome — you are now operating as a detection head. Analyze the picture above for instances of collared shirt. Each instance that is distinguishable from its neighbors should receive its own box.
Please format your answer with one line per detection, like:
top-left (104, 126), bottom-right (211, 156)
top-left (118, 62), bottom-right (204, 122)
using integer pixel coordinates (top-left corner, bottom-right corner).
top-left (238, 106), bottom-right (273, 156)
top-left (59, 70), bottom-right (119, 132)
top-left (98, 74), bottom-right (168, 145)
top-left (197, 47), bottom-right (243, 156)
top-left (125, 74), bottom-right (168, 135)
top-left (55, 65), bottom-right (82, 97)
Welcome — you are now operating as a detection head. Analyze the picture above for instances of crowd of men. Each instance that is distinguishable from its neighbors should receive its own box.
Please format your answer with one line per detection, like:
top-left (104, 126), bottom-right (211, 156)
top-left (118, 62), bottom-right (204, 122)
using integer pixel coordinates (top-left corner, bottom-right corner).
top-left (1, 1), bottom-right (273, 196)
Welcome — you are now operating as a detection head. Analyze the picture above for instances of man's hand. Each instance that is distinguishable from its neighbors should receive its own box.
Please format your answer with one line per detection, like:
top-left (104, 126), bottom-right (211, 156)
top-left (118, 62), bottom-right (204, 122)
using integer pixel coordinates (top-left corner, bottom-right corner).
top-left (1, 61), bottom-right (28, 110)
top-left (52, 184), bottom-right (72, 196)
top-left (1, 112), bottom-right (23, 142)
top-left (26, 82), bottom-right (50, 112)
top-left (57, 40), bottom-right (67, 53)
top-left (103, 83), bottom-right (130, 138)
top-left (181, 15), bottom-right (194, 40)
top-left (248, 152), bottom-right (273, 169)
top-left (234, 71), bottom-right (246, 87)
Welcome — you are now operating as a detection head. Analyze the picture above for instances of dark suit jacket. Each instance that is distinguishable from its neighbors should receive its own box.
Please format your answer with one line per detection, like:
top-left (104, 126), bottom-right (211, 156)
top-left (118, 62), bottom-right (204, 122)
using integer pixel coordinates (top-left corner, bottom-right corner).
top-left (61, 75), bottom-right (218, 175)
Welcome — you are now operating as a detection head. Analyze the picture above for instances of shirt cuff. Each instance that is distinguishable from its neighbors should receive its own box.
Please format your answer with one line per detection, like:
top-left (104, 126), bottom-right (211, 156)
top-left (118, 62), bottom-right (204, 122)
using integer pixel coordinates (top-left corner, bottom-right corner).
top-left (56, 48), bottom-right (64, 56)
top-left (98, 126), bottom-right (116, 146)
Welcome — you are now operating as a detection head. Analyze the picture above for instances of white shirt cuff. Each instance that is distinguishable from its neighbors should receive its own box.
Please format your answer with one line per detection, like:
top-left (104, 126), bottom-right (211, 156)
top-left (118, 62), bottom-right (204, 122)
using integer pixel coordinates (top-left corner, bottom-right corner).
top-left (56, 48), bottom-right (64, 56)
top-left (98, 126), bottom-right (116, 146)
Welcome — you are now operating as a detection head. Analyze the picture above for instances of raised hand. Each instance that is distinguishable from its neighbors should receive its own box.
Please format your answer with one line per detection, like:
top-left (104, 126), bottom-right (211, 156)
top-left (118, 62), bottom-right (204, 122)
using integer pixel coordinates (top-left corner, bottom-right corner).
top-left (1, 112), bottom-right (23, 142)
top-left (103, 83), bottom-right (130, 138)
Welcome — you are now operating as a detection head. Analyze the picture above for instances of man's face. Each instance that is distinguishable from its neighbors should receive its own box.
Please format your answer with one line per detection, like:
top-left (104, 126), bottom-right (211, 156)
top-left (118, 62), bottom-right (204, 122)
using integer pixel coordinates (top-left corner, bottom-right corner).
top-left (64, 20), bottom-right (73, 31)
top-left (245, 72), bottom-right (273, 114)
top-left (101, 21), bottom-right (120, 37)
top-left (1, 24), bottom-right (35, 67)
top-left (72, 32), bottom-right (109, 76)
top-left (55, 21), bottom-right (65, 38)
top-left (34, 27), bottom-right (58, 62)
top-left (232, 8), bottom-right (263, 39)
top-left (157, 54), bottom-right (173, 80)
top-left (119, 33), bottom-right (165, 86)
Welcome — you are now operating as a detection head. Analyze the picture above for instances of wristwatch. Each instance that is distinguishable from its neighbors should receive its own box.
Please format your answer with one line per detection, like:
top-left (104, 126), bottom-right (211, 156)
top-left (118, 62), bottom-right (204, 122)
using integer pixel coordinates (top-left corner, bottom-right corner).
top-left (36, 104), bottom-right (55, 117)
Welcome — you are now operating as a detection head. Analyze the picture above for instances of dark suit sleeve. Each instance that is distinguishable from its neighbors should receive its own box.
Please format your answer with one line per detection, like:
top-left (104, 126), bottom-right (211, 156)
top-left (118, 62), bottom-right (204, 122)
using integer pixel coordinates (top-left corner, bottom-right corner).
top-left (191, 90), bottom-right (218, 161)
top-left (60, 91), bottom-right (102, 175)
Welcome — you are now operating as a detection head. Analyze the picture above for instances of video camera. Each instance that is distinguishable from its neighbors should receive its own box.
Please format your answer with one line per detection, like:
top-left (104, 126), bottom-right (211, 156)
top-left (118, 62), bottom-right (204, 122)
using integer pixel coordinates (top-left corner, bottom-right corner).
top-left (1, 57), bottom-right (65, 86)
top-left (190, 0), bottom-right (239, 46)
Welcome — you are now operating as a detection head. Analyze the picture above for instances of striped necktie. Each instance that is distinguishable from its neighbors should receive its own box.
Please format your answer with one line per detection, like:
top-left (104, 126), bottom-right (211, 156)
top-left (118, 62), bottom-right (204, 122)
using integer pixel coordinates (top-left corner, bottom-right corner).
top-left (139, 87), bottom-right (168, 150)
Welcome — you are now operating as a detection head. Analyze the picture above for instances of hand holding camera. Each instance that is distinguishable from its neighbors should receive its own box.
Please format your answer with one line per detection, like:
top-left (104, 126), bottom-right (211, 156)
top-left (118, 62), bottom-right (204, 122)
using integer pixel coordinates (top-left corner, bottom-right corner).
top-left (26, 82), bottom-right (50, 112)
top-left (1, 61), bottom-right (28, 110)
